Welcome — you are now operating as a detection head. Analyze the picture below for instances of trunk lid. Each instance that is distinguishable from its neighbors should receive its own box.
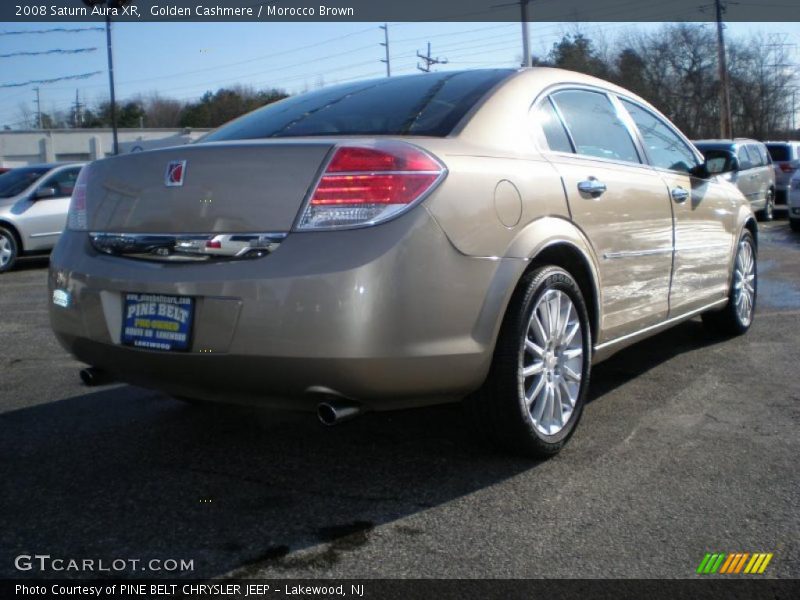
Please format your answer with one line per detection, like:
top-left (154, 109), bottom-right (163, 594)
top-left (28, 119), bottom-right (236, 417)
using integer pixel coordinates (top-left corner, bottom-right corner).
top-left (86, 141), bottom-right (333, 233)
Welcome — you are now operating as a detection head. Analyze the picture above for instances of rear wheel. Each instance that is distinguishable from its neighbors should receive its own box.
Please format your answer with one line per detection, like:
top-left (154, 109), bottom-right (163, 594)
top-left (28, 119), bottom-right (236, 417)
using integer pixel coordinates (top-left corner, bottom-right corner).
top-left (702, 230), bottom-right (756, 336)
top-left (469, 266), bottom-right (592, 458)
top-left (0, 227), bottom-right (19, 273)
top-left (791, 219), bottom-right (800, 233)
top-left (758, 189), bottom-right (774, 222)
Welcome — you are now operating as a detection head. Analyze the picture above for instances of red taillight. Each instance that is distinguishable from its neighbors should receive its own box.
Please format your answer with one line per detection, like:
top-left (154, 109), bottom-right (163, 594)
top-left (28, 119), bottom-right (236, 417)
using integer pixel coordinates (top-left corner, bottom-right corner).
top-left (325, 145), bottom-right (442, 173)
top-left (299, 142), bottom-right (444, 230)
top-left (780, 163), bottom-right (795, 173)
top-left (67, 164), bottom-right (90, 231)
top-left (311, 174), bottom-right (439, 205)
top-left (205, 240), bottom-right (222, 249)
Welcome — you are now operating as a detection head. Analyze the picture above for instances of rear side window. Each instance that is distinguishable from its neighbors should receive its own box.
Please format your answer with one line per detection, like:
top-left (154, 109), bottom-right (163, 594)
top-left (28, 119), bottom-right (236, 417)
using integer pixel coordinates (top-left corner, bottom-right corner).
top-left (621, 99), bottom-right (699, 173)
top-left (767, 144), bottom-right (790, 161)
top-left (536, 98), bottom-right (573, 153)
top-left (0, 167), bottom-right (49, 198)
top-left (737, 145), bottom-right (753, 170)
top-left (551, 90), bottom-right (640, 164)
top-left (203, 70), bottom-right (514, 141)
top-left (747, 144), bottom-right (766, 167)
top-left (754, 144), bottom-right (771, 165)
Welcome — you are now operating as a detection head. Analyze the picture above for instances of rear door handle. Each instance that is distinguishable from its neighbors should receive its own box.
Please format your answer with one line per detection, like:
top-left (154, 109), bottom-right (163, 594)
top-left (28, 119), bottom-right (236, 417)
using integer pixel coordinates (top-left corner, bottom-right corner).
top-left (671, 187), bottom-right (689, 203)
top-left (577, 178), bottom-right (607, 197)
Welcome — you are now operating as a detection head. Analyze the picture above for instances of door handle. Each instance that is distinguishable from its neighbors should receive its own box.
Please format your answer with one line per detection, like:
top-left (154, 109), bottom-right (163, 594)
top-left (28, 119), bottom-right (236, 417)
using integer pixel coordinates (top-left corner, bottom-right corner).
top-left (671, 187), bottom-right (689, 203)
top-left (577, 178), bottom-right (607, 196)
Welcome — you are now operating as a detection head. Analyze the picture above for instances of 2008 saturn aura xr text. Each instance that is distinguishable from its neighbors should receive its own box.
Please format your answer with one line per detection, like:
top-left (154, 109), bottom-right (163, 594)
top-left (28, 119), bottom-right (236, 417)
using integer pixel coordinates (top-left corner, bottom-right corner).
top-left (49, 68), bottom-right (758, 456)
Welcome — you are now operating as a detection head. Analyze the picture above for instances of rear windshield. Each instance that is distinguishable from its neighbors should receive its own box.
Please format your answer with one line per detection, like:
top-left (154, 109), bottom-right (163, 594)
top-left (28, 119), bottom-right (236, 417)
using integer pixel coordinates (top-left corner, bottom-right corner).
top-left (203, 70), bottom-right (514, 141)
top-left (766, 144), bottom-right (790, 161)
top-left (0, 167), bottom-right (49, 198)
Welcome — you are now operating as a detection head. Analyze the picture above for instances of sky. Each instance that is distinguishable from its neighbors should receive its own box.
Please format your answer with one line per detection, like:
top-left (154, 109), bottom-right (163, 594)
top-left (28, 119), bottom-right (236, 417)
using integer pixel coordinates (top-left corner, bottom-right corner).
top-left (1, 20), bottom-right (799, 129)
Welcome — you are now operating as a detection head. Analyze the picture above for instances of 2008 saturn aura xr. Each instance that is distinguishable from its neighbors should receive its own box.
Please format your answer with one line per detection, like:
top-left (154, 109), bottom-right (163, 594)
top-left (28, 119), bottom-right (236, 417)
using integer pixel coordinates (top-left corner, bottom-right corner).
top-left (49, 68), bottom-right (757, 456)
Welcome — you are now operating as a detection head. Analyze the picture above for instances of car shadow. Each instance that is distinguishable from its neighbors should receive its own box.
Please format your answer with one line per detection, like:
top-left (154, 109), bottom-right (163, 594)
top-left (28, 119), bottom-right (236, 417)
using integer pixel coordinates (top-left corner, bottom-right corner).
top-left (587, 318), bottom-right (726, 402)
top-left (12, 255), bottom-right (50, 271)
top-left (0, 319), bottom-right (725, 580)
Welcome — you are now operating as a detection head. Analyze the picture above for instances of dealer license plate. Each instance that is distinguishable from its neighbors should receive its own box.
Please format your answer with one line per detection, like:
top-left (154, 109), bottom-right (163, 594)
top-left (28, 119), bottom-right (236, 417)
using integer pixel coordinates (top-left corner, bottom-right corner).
top-left (121, 293), bottom-right (194, 351)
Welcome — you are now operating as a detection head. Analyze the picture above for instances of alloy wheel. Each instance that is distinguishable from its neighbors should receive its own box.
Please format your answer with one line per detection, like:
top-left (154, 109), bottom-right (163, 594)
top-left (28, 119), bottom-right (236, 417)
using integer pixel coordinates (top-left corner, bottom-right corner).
top-left (520, 289), bottom-right (583, 436)
top-left (733, 238), bottom-right (756, 326)
top-left (0, 234), bottom-right (12, 268)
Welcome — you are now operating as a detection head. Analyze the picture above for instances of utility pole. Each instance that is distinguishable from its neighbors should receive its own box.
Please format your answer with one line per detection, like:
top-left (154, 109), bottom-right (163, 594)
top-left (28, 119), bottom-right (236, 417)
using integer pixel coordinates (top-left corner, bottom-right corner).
top-left (766, 34), bottom-right (797, 133)
top-left (714, 0), bottom-right (733, 138)
top-left (379, 23), bottom-right (390, 77)
top-left (520, 0), bottom-right (532, 68)
top-left (105, 14), bottom-right (119, 155)
top-left (72, 89), bottom-right (84, 128)
top-left (416, 43), bottom-right (448, 73)
top-left (34, 87), bottom-right (42, 129)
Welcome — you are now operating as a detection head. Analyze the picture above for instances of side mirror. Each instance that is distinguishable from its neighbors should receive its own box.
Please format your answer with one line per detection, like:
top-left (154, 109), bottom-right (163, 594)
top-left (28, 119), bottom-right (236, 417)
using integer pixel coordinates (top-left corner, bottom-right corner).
top-left (34, 186), bottom-right (57, 199)
top-left (690, 162), bottom-right (711, 179)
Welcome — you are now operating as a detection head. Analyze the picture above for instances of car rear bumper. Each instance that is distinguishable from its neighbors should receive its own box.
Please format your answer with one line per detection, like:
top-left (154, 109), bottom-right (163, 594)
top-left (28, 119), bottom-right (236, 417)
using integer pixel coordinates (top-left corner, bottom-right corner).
top-left (49, 208), bottom-right (523, 410)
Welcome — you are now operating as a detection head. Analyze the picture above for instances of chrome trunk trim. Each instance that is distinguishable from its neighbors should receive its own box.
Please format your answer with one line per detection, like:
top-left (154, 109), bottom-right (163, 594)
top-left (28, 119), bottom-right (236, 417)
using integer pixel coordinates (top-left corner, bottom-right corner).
top-left (89, 232), bottom-right (287, 262)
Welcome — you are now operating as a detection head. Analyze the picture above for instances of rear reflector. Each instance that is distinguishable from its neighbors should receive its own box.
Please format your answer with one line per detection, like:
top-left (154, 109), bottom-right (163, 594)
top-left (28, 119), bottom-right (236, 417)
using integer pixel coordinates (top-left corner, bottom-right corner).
top-left (67, 164), bottom-right (91, 231)
top-left (296, 142), bottom-right (445, 230)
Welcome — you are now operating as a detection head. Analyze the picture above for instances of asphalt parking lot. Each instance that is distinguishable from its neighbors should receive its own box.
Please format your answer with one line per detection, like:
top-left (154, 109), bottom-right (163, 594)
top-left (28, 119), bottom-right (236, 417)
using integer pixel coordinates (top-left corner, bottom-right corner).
top-left (1, 219), bottom-right (798, 580)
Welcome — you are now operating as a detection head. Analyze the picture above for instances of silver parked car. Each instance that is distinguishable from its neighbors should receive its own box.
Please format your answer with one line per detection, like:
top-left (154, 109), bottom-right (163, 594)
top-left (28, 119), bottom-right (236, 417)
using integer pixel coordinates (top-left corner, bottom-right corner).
top-left (765, 141), bottom-right (800, 206)
top-left (49, 69), bottom-right (757, 457)
top-left (0, 162), bottom-right (85, 272)
top-left (694, 139), bottom-right (776, 221)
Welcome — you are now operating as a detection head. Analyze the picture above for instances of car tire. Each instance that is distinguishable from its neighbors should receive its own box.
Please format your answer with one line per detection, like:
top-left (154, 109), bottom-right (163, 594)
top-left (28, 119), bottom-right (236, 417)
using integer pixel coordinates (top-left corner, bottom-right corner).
top-left (468, 266), bottom-right (592, 458)
top-left (702, 230), bottom-right (756, 336)
top-left (791, 219), bottom-right (800, 233)
top-left (757, 189), bottom-right (774, 222)
top-left (0, 226), bottom-right (19, 274)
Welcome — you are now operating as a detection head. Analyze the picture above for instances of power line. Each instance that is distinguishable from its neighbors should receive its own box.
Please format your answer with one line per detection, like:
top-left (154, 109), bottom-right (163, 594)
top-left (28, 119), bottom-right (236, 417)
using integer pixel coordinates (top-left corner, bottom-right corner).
top-left (0, 71), bottom-right (102, 89)
top-left (0, 27), bottom-right (104, 35)
top-left (0, 48), bottom-right (98, 59)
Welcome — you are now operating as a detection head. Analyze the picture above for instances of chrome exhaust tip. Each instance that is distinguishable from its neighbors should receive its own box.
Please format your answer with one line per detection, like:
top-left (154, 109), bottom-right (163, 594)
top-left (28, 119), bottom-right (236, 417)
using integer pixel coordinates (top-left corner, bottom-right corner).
top-left (317, 399), bottom-right (361, 426)
top-left (79, 367), bottom-right (112, 387)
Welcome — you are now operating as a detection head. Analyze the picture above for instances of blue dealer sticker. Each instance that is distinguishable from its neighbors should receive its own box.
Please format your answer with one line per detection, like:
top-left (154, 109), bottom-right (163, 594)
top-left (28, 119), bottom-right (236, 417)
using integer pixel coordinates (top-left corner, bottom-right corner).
top-left (121, 293), bottom-right (194, 351)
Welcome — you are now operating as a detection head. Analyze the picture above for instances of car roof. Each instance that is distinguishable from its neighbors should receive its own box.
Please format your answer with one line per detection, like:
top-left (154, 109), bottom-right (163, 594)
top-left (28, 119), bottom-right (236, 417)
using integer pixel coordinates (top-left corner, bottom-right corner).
top-left (12, 162), bottom-right (85, 170)
top-left (693, 140), bottom-right (737, 149)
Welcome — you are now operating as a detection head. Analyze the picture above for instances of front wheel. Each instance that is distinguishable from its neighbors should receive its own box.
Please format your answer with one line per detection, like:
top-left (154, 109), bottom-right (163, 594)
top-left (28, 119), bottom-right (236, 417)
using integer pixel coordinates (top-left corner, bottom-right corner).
top-left (468, 266), bottom-right (592, 458)
top-left (702, 230), bottom-right (756, 336)
top-left (0, 227), bottom-right (19, 273)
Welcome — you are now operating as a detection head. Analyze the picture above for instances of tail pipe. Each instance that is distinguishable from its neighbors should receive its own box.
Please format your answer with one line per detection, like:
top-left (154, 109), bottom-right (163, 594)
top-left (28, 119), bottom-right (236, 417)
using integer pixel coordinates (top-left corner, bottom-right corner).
top-left (317, 399), bottom-right (362, 426)
top-left (79, 367), bottom-right (113, 387)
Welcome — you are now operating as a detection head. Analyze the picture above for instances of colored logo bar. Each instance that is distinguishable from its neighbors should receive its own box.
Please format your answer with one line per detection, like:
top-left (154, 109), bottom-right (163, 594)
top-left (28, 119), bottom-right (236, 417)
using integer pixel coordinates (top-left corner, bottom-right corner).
top-left (696, 552), bottom-right (773, 574)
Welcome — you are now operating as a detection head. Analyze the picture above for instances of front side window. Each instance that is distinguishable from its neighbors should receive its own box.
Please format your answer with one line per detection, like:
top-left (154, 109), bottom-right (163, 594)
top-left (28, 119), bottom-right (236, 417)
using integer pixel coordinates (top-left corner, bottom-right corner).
top-left (621, 99), bottom-right (699, 174)
top-left (40, 167), bottom-right (81, 197)
top-left (550, 90), bottom-right (639, 164)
